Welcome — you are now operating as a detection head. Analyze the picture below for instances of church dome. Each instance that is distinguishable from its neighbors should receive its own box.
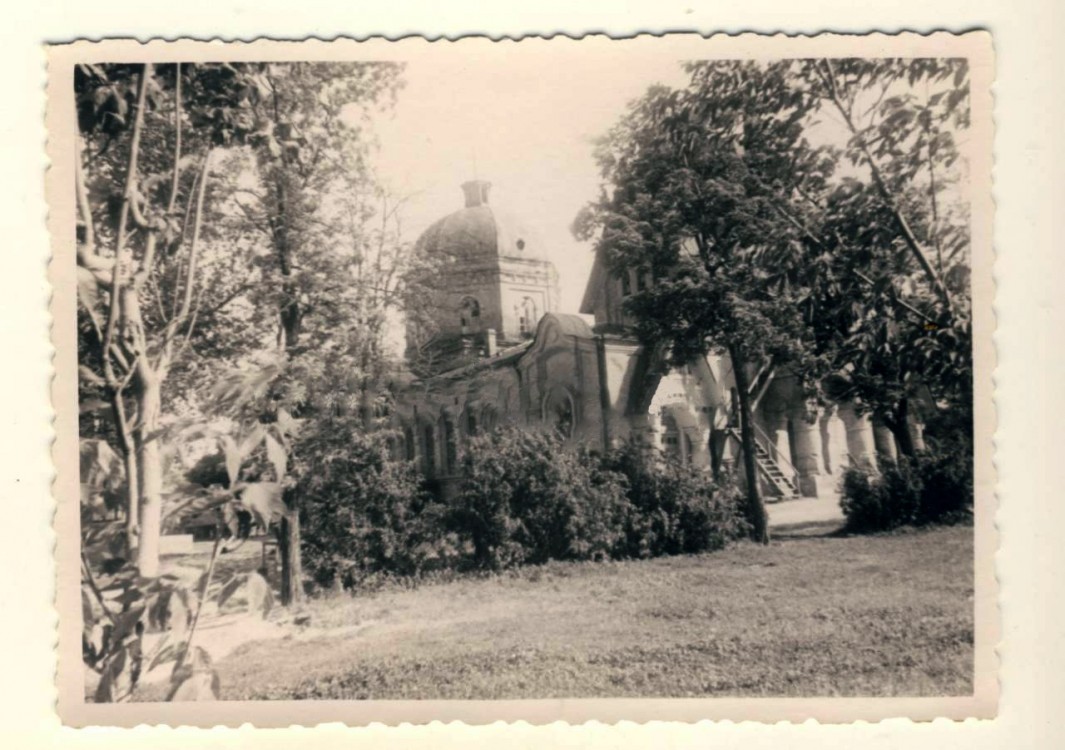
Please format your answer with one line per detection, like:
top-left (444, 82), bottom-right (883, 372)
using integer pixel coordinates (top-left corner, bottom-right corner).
top-left (415, 181), bottom-right (548, 263)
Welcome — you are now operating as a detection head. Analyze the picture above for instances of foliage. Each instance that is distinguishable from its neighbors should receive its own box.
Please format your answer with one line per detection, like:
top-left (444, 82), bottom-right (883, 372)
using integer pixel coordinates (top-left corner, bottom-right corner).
top-left (575, 62), bottom-right (823, 371)
top-left (214, 62), bottom-right (409, 374)
top-left (840, 449), bottom-right (972, 533)
top-left (270, 423), bottom-right (751, 584)
top-left (575, 58), bottom-right (975, 541)
top-left (75, 61), bottom-right (408, 580)
top-left (912, 435), bottom-right (974, 526)
top-left (291, 420), bottom-right (456, 588)
top-left (81, 535), bottom-right (234, 703)
top-left (792, 59), bottom-right (974, 453)
top-left (192, 63), bottom-right (415, 605)
top-left (574, 61), bottom-right (832, 542)
top-left (601, 442), bottom-right (749, 558)
top-left (451, 429), bottom-right (745, 571)
top-left (80, 439), bottom-right (126, 520)
top-left (80, 413), bottom-right (290, 703)
top-left (840, 462), bottom-right (923, 533)
top-left (452, 428), bottom-right (630, 570)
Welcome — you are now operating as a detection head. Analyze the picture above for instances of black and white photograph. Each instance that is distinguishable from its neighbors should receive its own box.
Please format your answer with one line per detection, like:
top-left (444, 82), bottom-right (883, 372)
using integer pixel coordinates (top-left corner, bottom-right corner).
top-left (48, 33), bottom-right (996, 725)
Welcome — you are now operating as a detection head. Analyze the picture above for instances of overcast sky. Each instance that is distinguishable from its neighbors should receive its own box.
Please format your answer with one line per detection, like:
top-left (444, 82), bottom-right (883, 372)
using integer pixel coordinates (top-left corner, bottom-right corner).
top-left (369, 52), bottom-right (692, 313)
top-left (366, 53), bottom-right (969, 319)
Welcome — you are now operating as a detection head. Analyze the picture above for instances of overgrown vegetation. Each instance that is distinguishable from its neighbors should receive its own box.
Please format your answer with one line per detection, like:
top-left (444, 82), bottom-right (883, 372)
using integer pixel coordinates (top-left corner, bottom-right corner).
top-left (601, 442), bottom-right (749, 559)
top-left (840, 446), bottom-right (973, 533)
top-left (451, 428), bottom-right (748, 571)
top-left (451, 429), bottom-right (631, 569)
top-left (81, 416), bottom-right (291, 702)
top-left (75, 56), bottom-right (978, 703)
top-left (575, 59), bottom-right (975, 543)
top-left (295, 426), bottom-right (747, 581)
top-left (292, 420), bottom-right (459, 589)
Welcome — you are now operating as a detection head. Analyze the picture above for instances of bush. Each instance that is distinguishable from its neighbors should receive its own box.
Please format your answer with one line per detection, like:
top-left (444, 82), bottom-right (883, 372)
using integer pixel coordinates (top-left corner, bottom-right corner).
top-left (841, 447), bottom-right (972, 533)
top-left (602, 442), bottom-right (749, 558)
top-left (452, 430), bottom-right (747, 570)
top-left (291, 420), bottom-right (459, 589)
top-left (292, 423), bottom-right (755, 585)
top-left (915, 445), bottom-right (973, 525)
top-left (452, 428), bottom-right (630, 570)
top-left (841, 461), bottom-right (922, 533)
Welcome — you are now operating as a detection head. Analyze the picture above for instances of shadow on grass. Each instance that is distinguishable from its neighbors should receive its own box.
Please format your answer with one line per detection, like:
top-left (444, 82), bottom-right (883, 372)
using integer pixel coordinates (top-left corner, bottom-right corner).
top-left (770, 520), bottom-right (848, 540)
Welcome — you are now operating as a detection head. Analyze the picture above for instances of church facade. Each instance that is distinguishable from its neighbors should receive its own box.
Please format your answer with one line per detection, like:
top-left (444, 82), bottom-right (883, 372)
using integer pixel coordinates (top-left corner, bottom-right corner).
top-left (393, 181), bottom-right (909, 500)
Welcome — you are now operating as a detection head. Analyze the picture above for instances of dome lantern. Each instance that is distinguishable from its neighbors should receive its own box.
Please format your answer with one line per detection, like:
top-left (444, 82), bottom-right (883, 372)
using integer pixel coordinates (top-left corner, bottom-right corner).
top-left (461, 180), bottom-right (491, 208)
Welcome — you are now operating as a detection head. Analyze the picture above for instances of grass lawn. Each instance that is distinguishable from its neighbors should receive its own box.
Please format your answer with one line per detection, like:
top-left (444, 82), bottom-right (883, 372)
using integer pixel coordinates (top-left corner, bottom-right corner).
top-left (195, 524), bottom-right (973, 700)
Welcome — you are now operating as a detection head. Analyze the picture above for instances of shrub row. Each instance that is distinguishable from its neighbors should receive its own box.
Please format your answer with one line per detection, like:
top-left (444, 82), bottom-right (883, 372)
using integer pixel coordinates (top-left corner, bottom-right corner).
top-left (290, 423), bottom-right (748, 588)
top-left (840, 446), bottom-right (973, 533)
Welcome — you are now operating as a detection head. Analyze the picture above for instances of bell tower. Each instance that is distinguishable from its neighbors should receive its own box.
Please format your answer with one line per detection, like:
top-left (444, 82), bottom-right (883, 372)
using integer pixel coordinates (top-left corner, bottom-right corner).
top-left (408, 181), bottom-right (560, 374)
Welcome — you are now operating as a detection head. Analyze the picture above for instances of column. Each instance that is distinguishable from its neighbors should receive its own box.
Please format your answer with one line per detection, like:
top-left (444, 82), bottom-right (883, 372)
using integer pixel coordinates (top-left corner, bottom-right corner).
top-left (789, 407), bottom-right (831, 497)
top-left (763, 409), bottom-right (791, 469)
top-left (819, 405), bottom-right (849, 477)
top-left (691, 409), bottom-right (713, 470)
top-left (873, 420), bottom-right (898, 465)
top-left (839, 403), bottom-right (878, 472)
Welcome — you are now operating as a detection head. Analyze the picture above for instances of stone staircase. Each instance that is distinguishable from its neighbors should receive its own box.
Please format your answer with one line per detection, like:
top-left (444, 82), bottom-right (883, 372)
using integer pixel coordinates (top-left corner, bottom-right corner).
top-left (727, 426), bottom-right (801, 501)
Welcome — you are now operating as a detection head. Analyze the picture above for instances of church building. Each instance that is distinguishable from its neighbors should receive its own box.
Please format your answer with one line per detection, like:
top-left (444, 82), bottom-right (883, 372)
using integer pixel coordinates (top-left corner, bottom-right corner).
top-left (393, 181), bottom-right (908, 500)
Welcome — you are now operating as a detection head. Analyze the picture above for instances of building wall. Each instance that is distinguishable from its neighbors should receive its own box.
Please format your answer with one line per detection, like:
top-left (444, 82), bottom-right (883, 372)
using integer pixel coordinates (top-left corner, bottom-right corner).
top-left (498, 256), bottom-right (560, 341)
top-left (399, 209), bottom-right (903, 499)
top-left (423, 260), bottom-right (499, 335)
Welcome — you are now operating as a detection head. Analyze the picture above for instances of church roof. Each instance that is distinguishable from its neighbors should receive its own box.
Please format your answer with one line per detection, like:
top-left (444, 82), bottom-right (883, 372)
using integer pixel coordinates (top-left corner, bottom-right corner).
top-left (414, 181), bottom-right (548, 263)
top-left (538, 312), bottom-right (595, 339)
top-left (579, 248), bottom-right (609, 315)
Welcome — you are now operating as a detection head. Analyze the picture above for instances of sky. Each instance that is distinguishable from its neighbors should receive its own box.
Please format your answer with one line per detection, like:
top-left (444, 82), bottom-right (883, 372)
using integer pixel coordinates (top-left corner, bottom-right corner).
top-left (367, 52), bottom-right (693, 313)
top-left (363, 54), bottom-right (970, 320)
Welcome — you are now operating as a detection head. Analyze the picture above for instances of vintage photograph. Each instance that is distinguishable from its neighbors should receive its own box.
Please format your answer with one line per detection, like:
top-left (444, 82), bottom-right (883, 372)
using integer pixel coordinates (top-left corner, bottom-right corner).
top-left (49, 34), bottom-right (995, 725)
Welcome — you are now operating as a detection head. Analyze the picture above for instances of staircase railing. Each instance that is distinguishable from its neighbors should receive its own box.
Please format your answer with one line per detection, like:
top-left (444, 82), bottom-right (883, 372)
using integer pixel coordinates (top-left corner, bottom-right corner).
top-left (748, 420), bottom-right (800, 485)
top-left (726, 399), bottom-right (800, 480)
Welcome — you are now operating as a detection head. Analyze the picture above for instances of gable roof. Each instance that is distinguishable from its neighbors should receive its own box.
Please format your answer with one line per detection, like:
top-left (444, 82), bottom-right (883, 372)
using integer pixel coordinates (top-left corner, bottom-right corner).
top-left (579, 248), bottom-right (610, 315)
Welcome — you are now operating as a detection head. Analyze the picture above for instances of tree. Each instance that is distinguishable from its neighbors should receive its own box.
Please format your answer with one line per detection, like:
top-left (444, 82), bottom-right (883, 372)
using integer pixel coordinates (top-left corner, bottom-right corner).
top-left (796, 59), bottom-right (973, 456)
top-left (76, 62), bottom-right (260, 575)
top-left (575, 62), bottom-right (831, 543)
top-left (205, 62), bottom-right (407, 604)
top-left (576, 58), bottom-right (974, 545)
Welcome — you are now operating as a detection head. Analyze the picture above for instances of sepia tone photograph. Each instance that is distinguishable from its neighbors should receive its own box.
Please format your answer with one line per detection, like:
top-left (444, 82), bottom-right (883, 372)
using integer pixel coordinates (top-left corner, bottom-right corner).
top-left (48, 33), bottom-right (995, 725)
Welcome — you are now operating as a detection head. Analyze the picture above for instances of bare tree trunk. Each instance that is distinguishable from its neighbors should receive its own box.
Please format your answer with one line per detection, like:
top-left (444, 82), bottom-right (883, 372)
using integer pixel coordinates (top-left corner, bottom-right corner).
top-left (97, 66), bottom-right (152, 559)
top-left (121, 439), bottom-right (140, 556)
top-left (730, 346), bottom-right (770, 544)
top-left (278, 510), bottom-right (303, 606)
top-left (134, 368), bottom-right (164, 578)
top-left (79, 64), bottom-right (207, 578)
top-left (886, 398), bottom-right (916, 459)
top-left (275, 209), bottom-right (304, 605)
top-left (108, 392), bottom-right (141, 556)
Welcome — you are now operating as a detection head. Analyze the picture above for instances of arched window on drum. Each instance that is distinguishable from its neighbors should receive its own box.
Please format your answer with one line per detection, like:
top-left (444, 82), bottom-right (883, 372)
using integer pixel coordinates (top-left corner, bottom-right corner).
top-left (518, 297), bottom-right (538, 338)
top-left (459, 296), bottom-right (481, 334)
